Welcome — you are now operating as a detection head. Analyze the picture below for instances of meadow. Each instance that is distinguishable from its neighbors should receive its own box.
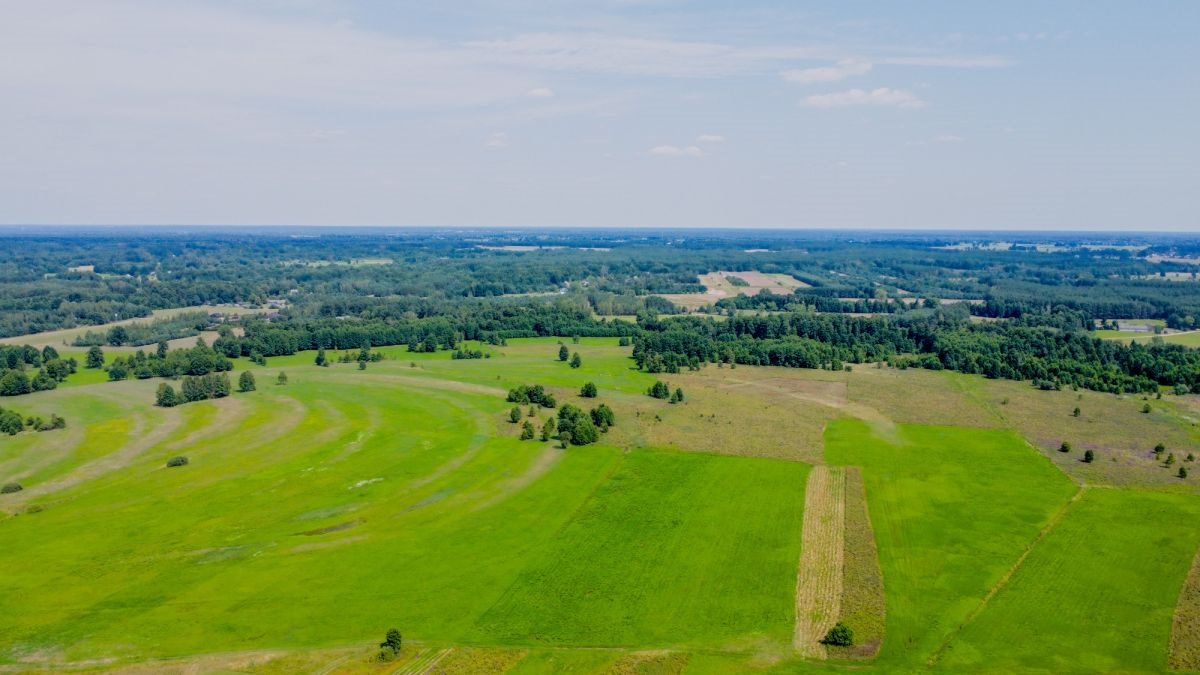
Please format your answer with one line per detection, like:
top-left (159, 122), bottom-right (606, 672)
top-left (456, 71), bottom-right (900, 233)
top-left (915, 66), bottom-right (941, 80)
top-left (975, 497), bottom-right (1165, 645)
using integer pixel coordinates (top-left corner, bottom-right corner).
top-left (1, 338), bottom-right (1199, 673)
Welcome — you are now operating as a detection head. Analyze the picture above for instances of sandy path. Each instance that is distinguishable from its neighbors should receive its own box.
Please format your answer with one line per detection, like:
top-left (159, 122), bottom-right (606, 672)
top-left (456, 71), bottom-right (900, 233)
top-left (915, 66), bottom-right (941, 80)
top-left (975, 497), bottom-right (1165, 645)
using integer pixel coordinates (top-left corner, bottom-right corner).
top-left (794, 466), bottom-right (847, 658)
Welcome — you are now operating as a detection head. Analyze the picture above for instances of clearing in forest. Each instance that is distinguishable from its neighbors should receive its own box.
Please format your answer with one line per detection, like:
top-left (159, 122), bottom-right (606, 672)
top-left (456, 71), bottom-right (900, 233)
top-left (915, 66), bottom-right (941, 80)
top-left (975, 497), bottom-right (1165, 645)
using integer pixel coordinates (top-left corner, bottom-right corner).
top-left (658, 270), bottom-right (808, 310)
top-left (793, 466), bottom-right (846, 658)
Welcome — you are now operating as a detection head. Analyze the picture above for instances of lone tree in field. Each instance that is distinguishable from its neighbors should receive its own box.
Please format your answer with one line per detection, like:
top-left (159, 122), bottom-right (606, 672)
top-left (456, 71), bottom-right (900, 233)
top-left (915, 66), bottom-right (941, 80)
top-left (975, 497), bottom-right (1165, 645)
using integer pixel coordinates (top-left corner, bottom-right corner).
top-left (1142, 403), bottom-right (1152, 414)
top-left (1155, 442), bottom-right (1166, 459)
top-left (1058, 441), bottom-right (1072, 454)
top-left (238, 371), bottom-right (256, 392)
top-left (509, 406), bottom-right (522, 423)
top-left (276, 371), bottom-right (288, 385)
top-left (1181, 467), bottom-right (1189, 479)
top-left (1072, 407), bottom-right (1081, 417)
top-left (1083, 449), bottom-right (1095, 463)
top-left (648, 380), bottom-right (671, 400)
top-left (378, 628), bottom-right (402, 661)
top-left (570, 352), bottom-right (582, 369)
top-left (1167, 453), bottom-right (1176, 466)
top-left (85, 346), bottom-right (105, 369)
top-left (315, 348), bottom-right (327, 367)
top-left (821, 622), bottom-right (854, 647)
top-left (558, 344), bottom-right (569, 361)
top-left (520, 420), bottom-right (535, 440)
top-left (580, 382), bottom-right (597, 398)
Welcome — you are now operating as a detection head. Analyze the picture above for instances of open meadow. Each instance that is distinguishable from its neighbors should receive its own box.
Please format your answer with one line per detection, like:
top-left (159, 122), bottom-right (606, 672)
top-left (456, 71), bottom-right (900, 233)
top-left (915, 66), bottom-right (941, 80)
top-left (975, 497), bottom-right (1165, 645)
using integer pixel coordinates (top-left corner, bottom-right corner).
top-left (2, 338), bottom-right (1199, 673)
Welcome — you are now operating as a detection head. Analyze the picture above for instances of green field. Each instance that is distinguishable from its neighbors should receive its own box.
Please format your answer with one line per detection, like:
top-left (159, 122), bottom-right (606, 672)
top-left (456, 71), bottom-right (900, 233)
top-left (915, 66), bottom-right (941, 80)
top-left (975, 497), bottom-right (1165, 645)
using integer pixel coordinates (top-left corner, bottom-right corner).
top-left (2, 338), bottom-right (1199, 672)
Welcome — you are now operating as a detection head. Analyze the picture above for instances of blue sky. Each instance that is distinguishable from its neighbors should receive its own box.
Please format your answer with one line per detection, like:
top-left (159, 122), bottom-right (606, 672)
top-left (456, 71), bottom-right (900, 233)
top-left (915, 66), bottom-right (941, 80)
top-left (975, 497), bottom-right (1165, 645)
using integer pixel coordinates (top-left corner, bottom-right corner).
top-left (2, 1), bottom-right (1196, 229)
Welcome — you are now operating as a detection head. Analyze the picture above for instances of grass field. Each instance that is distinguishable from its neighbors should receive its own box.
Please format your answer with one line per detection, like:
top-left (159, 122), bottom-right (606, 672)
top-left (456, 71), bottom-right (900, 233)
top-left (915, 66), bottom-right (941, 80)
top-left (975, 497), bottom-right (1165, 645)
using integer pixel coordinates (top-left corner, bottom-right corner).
top-left (2, 337), bottom-right (1199, 672)
top-left (937, 489), bottom-right (1200, 673)
top-left (824, 420), bottom-right (1079, 669)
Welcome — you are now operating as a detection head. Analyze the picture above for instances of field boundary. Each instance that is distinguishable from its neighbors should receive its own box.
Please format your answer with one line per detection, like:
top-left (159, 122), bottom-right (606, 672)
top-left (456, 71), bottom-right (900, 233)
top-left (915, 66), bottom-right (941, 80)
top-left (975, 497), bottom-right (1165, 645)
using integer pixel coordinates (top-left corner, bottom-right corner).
top-left (793, 465), bottom-right (847, 658)
top-left (926, 485), bottom-right (1086, 666)
top-left (1170, 543), bottom-right (1200, 670)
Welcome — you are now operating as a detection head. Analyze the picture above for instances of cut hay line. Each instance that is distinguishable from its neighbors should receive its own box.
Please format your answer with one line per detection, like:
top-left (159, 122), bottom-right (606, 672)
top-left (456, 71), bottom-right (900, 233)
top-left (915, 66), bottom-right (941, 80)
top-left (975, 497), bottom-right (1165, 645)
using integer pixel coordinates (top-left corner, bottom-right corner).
top-left (926, 486), bottom-right (1086, 666)
top-left (472, 444), bottom-right (564, 511)
top-left (793, 465), bottom-right (846, 658)
top-left (3, 405), bottom-right (184, 507)
top-left (1170, 545), bottom-right (1200, 670)
top-left (831, 467), bottom-right (886, 660)
top-left (393, 647), bottom-right (452, 675)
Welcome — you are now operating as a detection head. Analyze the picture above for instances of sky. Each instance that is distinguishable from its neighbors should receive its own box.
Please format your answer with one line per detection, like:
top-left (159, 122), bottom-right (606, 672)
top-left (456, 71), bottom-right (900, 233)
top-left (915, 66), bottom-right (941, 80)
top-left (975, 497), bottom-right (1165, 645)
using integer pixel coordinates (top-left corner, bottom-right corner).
top-left (1, 1), bottom-right (1197, 230)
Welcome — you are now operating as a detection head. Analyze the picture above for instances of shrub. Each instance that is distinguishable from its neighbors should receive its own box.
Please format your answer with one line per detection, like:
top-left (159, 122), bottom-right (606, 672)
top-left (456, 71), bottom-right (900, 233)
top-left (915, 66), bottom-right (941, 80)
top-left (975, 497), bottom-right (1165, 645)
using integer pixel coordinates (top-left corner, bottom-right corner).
top-left (166, 456), bottom-right (189, 468)
top-left (569, 352), bottom-right (582, 369)
top-left (1072, 407), bottom-right (1080, 417)
top-left (276, 371), bottom-right (288, 385)
top-left (1058, 441), bottom-right (1071, 453)
top-left (1, 482), bottom-right (22, 494)
top-left (580, 382), bottom-right (597, 398)
top-left (558, 344), bottom-right (569, 361)
top-left (1083, 450), bottom-right (1095, 463)
top-left (1181, 467), bottom-right (1189, 479)
top-left (821, 622), bottom-right (854, 647)
top-left (509, 406), bottom-right (522, 423)
top-left (670, 387), bottom-right (685, 404)
top-left (520, 421), bottom-right (535, 440)
top-left (648, 380), bottom-right (671, 399)
top-left (1142, 403), bottom-right (1152, 414)
top-left (238, 371), bottom-right (256, 392)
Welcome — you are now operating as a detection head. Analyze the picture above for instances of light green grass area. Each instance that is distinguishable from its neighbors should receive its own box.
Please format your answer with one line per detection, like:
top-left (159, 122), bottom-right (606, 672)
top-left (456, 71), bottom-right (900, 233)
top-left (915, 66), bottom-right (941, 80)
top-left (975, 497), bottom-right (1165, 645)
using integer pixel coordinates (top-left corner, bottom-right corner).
top-left (824, 420), bottom-right (1078, 669)
top-left (937, 489), bottom-right (1200, 673)
top-left (472, 450), bottom-right (808, 649)
top-left (4, 337), bottom-right (1200, 672)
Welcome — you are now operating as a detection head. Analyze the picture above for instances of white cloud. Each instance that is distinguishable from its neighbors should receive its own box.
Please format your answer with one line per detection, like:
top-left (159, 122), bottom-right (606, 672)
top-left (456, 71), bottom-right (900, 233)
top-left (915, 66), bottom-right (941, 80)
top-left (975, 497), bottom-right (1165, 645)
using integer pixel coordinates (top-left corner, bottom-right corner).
top-left (485, 132), bottom-right (510, 148)
top-left (932, 134), bottom-right (965, 143)
top-left (696, 134), bottom-right (725, 144)
top-left (878, 55), bottom-right (1010, 68)
top-left (650, 145), bottom-right (704, 157)
top-left (527, 87), bottom-right (555, 98)
top-left (780, 59), bottom-right (872, 84)
top-left (802, 87), bottom-right (926, 108)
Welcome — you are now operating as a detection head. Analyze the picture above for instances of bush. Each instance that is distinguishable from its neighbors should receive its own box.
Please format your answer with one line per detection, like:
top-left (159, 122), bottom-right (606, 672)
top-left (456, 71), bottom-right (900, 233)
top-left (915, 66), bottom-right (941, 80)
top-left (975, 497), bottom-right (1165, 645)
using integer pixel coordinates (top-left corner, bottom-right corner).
top-left (580, 382), bottom-right (597, 398)
top-left (569, 352), bottom-right (582, 369)
top-left (648, 380), bottom-right (671, 399)
top-left (1181, 467), bottom-right (1189, 479)
top-left (1, 482), bottom-right (22, 494)
top-left (1142, 403), bottom-right (1152, 414)
top-left (1083, 449), bottom-right (1095, 463)
top-left (238, 371), bottom-right (256, 392)
top-left (520, 421), bottom-right (535, 440)
top-left (509, 406), bottom-right (522, 423)
top-left (821, 622), bottom-right (854, 646)
top-left (1058, 441), bottom-right (1071, 453)
top-left (166, 456), bottom-right (189, 468)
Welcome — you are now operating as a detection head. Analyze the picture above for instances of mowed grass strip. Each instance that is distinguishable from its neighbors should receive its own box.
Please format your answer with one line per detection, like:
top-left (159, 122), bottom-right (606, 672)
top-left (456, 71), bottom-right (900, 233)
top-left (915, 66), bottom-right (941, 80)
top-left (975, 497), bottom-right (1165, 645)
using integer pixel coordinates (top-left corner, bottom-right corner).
top-left (471, 449), bottom-right (809, 649)
top-left (792, 465), bottom-right (845, 658)
top-left (938, 489), bottom-right (1200, 673)
top-left (830, 466), bottom-right (886, 660)
top-left (824, 420), bottom-right (1077, 669)
top-left (1171, 545), bottom-right (1200, 671)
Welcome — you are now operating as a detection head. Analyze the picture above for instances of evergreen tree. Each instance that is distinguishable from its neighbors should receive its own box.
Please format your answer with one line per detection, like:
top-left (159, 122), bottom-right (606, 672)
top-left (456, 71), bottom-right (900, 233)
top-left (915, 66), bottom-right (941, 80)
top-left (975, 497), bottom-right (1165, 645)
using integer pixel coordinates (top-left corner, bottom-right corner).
top-left (1058, 441), bottom-right (1071, 453)
top-left (520, 421), bottom-right (535, 440)
top-left (670, 387), bottom-right (685, 404)
top-left (1083, 449), bottom-right (1095, 463)
top-left (509, 406), bottom-right (522, 423)
top-left (580, 382), bottom-right (597, 398)
top-left (1180, 467), bottom-right (1189, 479)
top-left (558, 344), bottom-right (569, 361)
top-left (315, 348), bottom-right (327, 367)
top-left (276, 371), bottom-right (288, 385)
top-left (85, 346), bottom-right (105, 369)
top-left (570, 352), bottom-right (582, 368)
top-left (541, 417), bottom-right (556, 442)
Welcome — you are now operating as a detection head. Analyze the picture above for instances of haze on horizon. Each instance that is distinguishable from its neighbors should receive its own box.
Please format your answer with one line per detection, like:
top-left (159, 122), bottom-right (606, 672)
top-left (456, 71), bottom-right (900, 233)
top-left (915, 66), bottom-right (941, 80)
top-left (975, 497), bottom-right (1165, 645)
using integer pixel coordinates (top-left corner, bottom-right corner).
top-left (1, 1), bottom-right (1196, 231)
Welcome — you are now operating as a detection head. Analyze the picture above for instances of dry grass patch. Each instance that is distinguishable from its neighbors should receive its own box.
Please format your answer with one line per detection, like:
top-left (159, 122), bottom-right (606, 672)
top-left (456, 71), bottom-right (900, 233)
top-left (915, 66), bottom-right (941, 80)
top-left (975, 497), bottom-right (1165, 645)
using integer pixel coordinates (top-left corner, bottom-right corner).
top-left (605, 650), bottom-right (689, 674)
top-left (437, 646), bottom-right (528, 674)
top-left (1171, 546), bottom-right (1200, 671)
top-left (624, 366), bottom-right (839, 463)
top-left (793, 466), bottom-right (846, 658)
top-left (831, 467), bottom-right (886, 660)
